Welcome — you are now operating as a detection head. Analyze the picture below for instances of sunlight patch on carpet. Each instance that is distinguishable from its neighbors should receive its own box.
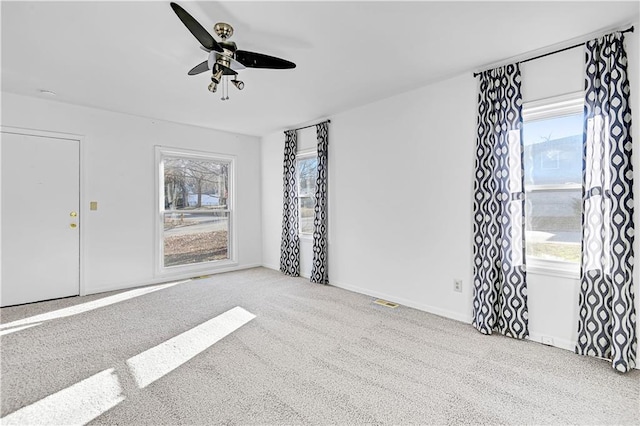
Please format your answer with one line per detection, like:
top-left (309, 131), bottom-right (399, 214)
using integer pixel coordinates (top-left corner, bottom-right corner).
top-left (0, 280), bottom-right (189, 332)
top-left (127, 306), bottom-right (256, 388)
top-left (1, 307), bottom-right (256, 424)
top-left (0, 322), bottom-right (43, 336)
top-left (0, 368), bottom-right (123, 425)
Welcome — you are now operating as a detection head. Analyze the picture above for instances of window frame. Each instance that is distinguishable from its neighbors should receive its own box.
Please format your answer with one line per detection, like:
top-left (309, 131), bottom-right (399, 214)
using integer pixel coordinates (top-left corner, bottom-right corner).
top-left (296, 149), bottom-right (317, 239)
top-left (522, 92), bottom-right (584, 278)
top-left (154, 146), bottom-right (237, 277)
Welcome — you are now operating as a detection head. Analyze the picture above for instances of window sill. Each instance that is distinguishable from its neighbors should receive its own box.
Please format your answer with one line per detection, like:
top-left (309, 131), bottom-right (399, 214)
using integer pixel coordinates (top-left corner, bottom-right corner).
top-left (157, 259), bottom-right (238, 278)
top-left (526, 259), bottom-right (579, 280)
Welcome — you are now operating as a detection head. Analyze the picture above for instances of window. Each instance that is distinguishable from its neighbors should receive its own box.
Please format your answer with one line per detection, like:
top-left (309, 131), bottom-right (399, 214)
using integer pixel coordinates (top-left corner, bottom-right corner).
top-left (540, 150), bottom-right (560, 170)
top-left (297, 153), bottom-right (317, 235)
top-left (157, 147), bottom-right (234, 271)
top-left (523, 94), bottom-right (583, 270)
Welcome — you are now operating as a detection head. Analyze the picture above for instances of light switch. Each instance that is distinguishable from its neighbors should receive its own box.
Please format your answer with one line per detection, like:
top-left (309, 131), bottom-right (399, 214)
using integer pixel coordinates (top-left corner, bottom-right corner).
top-left (90, 201), bottom-right (98, 211)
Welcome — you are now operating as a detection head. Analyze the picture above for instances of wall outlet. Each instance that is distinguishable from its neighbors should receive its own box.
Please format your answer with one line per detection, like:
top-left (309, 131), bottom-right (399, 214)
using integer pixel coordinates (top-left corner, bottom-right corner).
top-left (453, 279), bottom-right (463, 293)
top-left (541, 336), bottom-right (554, 346)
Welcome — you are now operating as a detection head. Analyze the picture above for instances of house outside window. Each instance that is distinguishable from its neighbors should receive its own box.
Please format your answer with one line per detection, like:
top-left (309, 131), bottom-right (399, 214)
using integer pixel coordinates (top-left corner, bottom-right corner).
top-left (156, 147), bottom-right (235, 273)
top-left (540, 150), bottom-right (560, 170)
top-left (522, 93), bottom-right (583, 276)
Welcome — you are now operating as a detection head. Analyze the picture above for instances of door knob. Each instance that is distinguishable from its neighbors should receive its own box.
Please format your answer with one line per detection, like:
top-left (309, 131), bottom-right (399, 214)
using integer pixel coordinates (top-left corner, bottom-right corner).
top-left (70, 211), bottom-right (77, 217)
top-left (70, 223), bottom-right (77, 228)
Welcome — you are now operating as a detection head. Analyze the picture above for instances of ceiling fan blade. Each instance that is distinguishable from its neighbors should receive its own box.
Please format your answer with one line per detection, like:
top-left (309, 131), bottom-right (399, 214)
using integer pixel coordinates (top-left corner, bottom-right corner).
top-left (235, 50), bottom-right (296, 69)
top-left (228, 57), bottom-right (246, 71)
top-left (188, 60), bottom-right (210, 75)
top-left (170, 2), bottom-right (222, 53)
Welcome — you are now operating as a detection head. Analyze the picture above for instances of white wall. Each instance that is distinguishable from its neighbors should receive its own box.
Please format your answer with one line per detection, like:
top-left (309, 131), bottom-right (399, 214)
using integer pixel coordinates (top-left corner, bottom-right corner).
top-left (263, 73), bottom-right (477, 322)
top-left (1, 92), bottom-right (262, 295)
top-left (261, 27), bottom-right (640, 352)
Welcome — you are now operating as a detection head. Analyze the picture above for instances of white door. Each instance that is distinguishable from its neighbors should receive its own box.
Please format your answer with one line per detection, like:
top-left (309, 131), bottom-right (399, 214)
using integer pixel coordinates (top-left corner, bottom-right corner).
top-left (1, 131), bottom-right (80, 306)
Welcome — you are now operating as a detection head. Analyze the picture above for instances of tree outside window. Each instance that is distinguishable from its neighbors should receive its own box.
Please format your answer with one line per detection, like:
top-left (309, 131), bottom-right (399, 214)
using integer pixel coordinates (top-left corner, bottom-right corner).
top-left (160, 152), bottom-right (232, 268)
top-left (297, 155), bottom-right (317, 235)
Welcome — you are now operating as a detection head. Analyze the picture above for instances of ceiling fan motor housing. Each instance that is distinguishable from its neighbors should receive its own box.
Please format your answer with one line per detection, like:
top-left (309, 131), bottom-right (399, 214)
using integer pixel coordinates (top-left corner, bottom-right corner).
top-left (213, 22), bottom-right (234, 40)
top-left (220, 40), bottom-right (238, 64)
top-left (208, 39), bottom-right (239, 81)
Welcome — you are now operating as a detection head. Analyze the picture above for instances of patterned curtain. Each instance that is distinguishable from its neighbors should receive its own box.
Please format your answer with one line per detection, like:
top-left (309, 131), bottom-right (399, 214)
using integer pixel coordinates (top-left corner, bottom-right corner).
top-left (280, 130), bottom-right (300, 276)
top-left (472, 63), bottom-right (528, 339)
top-left (576, 32), bottom-right (636, 373)
top-left (311, 122), bottom-right (329, 284)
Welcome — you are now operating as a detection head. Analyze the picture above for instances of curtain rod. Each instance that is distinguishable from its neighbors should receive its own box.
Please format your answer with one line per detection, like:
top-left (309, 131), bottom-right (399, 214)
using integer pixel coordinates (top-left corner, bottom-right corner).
top-left (285, 119), bottom-right (331, 134)
top-left (473, 26), bottom-right (634, 78)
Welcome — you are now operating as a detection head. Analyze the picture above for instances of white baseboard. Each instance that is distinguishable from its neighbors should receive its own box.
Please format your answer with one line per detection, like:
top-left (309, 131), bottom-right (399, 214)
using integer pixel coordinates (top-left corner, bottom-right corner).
top-left (527, 332), bottom-right (576, 352)
top-left (528, 333), bottom-right (640, 370)
top-left (329, 279), bottom-right (473, 324)
top-left (262, 263), bottom-right (311, 279)
top-left (262, 264), bottom-right (472, 323)
top-left (84, 263), bottom-right (263, 296)
top-left (263, 264), bottom-right (279, 272)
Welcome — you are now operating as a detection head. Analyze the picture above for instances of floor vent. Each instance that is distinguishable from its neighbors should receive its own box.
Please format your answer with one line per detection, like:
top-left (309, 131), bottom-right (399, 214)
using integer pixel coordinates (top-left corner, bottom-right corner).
top-left (373, 299), bottom-right (399, 308)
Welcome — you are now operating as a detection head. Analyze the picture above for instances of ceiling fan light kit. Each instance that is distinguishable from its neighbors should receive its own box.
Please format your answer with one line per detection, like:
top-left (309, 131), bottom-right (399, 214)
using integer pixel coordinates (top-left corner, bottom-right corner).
top-left (170, 2), bottom-right (295, 100)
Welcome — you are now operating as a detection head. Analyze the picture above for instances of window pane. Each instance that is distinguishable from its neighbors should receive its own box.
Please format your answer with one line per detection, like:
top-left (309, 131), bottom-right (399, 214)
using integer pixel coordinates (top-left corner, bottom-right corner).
top-left (162, 155), bottom-right (231, 268)
top-left (298, 157), bottom-right (317, 197)
top-left (525, 189), bottom-right (581, 263)
top-left (297, 156), bottom-right (317, 234)
top-left (164, 158), bottom-right (229, 210)
top-left (163, 211), bottom-right (229, 267)
top-left (300, 196), bottom-right (315, 234)
top-left (523, 114), bottom-right (582, 186)
top-left (523, 111), bottom-right (582, 263)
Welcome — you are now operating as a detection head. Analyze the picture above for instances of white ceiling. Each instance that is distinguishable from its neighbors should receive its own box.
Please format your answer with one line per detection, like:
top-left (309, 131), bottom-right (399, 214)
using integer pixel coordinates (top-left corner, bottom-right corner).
top-left (2, 1), bottom-right (638, 137)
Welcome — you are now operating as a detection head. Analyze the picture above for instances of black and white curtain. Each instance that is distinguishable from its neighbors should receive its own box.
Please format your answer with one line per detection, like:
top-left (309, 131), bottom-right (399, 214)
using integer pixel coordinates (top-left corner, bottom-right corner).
top-left (310, 122), bottom-right (329, 284)
top-left (472, 64), bottom-right (528, 339)
top-left (576, 32), bottom-right (636, 373)
top-left (280, 130), bottom-right (300, 276)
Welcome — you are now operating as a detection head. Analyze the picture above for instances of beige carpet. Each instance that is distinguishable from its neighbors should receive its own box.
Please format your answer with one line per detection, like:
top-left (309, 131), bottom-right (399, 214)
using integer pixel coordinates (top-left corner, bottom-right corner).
top-left (1, 267), bottom-right (638, 424)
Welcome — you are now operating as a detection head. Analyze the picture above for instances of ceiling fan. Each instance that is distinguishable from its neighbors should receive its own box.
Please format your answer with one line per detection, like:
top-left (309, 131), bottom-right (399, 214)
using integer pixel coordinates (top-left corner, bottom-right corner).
top-left (170, 2), bottom-right (296, 100)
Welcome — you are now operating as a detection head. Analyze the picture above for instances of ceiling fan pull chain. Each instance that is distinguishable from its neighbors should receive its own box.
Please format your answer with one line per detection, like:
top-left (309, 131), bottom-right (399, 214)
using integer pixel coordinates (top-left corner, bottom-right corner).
top-left (221, 75), bottom-right (227, 101)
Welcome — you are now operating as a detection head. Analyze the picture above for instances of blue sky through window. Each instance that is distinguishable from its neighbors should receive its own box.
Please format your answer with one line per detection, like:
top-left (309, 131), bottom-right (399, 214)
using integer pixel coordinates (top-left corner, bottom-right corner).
top-left (523, 113), bottom-right (583, 146)
top-left (523, 112), bottom-right (583, 186)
